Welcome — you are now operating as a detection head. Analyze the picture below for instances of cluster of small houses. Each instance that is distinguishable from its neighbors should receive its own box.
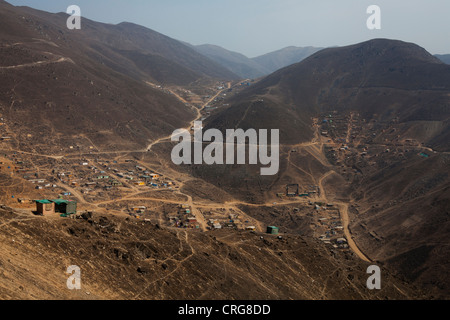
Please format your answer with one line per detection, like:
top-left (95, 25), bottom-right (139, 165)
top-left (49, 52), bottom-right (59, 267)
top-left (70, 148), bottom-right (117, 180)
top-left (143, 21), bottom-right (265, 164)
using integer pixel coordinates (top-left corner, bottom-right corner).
top-left (168, 204), bottom-right (200, 229)
top-left (1, 154), bottom-right (178, 210)
top-left (56, 161), bottom-right (176, 194)
top-left (0, 154), bottom-right (64, 192)
top-left (57, 167), bottom-right (119, 191)
top-left (163, 205), bottom-right (282, 235)
top-left (128, 205), bottom-right (150, 220)
top-left (278, 184), bottom-right (320, 199)
top-left (321, 112), bottom-right (429, 166)
top-left (320, 112), bottom-right (361, 143)
top-left (108, 163), bottom-right (176, 189)
top-left (207, 212), bottom-right (239, 231)
top-left (311, 202), bottom-right (349, 249)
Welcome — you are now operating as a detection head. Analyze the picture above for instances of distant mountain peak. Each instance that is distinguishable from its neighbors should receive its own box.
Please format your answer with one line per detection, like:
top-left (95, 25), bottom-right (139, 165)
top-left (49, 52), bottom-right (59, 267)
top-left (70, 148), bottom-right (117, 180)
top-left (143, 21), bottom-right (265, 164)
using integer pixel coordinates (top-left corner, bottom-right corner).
top-left (251, 45), bottom-right (324, 75)
top-left (191, 43), bottom-right (325, 79)
top-left (323, 38), bottom-right (442, 64)
top-left (208, 38), bottom-right (450, 149)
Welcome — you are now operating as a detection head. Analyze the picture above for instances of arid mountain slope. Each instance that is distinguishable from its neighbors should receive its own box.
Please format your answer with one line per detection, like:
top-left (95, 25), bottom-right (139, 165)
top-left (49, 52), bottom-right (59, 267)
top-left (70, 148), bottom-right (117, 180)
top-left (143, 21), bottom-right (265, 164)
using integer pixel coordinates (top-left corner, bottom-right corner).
top-left (4, 1), bottom-right (239, 84)
top-left (207, 39), bottom-right (450, 150)
top-left (0, 207), bottom-right (426, 300)
top-left (201, 39), bottom-right (450, 298)
top-left (0, 0), bottom-right (242, 150)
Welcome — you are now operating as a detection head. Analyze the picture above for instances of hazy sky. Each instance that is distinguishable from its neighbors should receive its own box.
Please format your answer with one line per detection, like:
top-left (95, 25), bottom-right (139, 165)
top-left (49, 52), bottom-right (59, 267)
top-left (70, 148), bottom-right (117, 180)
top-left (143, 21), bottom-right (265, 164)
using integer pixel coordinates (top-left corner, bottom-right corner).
top-left (6, 0), bottom-right (450, 57)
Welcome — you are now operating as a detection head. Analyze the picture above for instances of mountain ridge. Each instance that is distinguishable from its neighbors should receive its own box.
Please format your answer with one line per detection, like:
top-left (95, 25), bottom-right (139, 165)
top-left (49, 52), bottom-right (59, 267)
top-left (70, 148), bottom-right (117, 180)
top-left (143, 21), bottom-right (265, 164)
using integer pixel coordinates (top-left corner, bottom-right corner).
top-left (2, 1), bottom-right (239, 84)
top-left (0, 0), bottom-right (242, 151)
top-left (192, 43), bottom-right (270, 79)
top-left (252, 45), bottom-right (324, 75)
top-left (207, 39), bottom-right (450, 149)
top-left (190, 42), bottom-right (325, 79)
top-left (198, 38), bottom-right (450, 297)
top-left (435, 54), bottom-right (450, 64)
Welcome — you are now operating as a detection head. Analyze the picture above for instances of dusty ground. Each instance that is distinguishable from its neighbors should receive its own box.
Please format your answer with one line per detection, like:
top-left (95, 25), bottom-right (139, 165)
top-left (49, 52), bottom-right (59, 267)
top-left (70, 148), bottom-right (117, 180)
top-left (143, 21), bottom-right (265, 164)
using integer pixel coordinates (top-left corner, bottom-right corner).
top-left (0, 207), bottom-right (426, 300)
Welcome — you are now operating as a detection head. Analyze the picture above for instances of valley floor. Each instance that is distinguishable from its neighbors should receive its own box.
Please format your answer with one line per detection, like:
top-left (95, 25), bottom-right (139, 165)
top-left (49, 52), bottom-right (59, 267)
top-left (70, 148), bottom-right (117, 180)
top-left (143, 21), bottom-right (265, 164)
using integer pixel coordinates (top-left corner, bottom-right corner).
top-left (0, 81), bottom-right (447, 300)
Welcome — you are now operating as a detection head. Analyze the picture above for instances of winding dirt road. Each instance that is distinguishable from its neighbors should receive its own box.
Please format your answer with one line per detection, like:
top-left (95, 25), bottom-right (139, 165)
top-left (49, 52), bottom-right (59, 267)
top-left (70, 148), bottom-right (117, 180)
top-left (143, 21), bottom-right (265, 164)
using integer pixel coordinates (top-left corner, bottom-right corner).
top-left (337, 202), bottom-right (372, 263)
top-left (3, 67), bottom-right (372, 262)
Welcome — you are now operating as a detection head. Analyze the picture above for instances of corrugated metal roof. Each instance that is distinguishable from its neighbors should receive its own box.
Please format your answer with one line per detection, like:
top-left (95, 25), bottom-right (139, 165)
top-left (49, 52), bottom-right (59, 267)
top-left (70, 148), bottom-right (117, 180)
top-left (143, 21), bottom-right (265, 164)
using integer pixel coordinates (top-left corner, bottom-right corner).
top-left (51, 199), bottom-right (69, 204)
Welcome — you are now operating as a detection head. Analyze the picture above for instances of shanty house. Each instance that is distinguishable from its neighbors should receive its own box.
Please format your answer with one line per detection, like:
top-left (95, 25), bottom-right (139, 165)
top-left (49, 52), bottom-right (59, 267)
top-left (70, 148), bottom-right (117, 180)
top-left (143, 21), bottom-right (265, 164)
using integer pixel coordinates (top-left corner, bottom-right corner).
top-left (267, 226), bottom-right (279, 235)
top-left (52, 199), bottom-right (77, 216)
top-left (35, 200), bottom-right (55, 216)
